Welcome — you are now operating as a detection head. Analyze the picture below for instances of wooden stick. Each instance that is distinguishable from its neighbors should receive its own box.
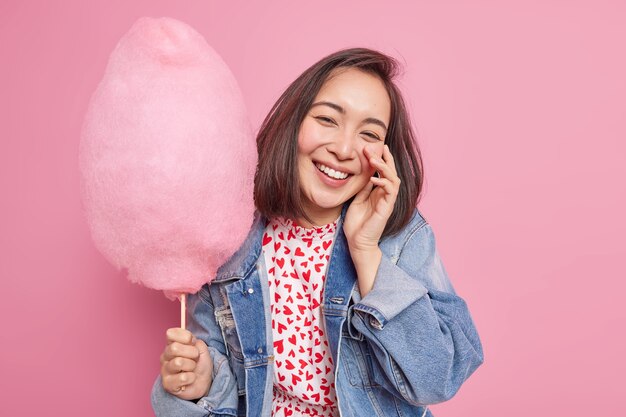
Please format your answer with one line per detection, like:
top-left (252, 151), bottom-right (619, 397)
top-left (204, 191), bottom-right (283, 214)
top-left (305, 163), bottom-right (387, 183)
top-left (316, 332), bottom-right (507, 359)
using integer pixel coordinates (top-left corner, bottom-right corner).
top-left (179, 293), bottom-right (187, 392)
top-left (180, 293), bottom-right (187, 330)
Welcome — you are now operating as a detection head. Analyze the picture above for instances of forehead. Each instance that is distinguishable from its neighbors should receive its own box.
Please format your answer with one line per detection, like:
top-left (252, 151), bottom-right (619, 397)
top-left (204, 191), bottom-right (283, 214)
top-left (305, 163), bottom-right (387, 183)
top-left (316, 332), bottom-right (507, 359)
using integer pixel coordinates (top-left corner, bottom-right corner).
top-left (314, 68), bottom-right (390, 122)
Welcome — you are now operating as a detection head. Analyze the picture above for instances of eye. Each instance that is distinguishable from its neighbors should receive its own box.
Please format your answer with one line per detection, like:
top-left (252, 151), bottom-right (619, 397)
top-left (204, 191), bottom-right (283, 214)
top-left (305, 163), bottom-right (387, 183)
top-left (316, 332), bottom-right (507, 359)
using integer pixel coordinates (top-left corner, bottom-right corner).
top-left (315, 116), bottom-right (336, 125)
top-left (362, 132), bottom-right (381, 141)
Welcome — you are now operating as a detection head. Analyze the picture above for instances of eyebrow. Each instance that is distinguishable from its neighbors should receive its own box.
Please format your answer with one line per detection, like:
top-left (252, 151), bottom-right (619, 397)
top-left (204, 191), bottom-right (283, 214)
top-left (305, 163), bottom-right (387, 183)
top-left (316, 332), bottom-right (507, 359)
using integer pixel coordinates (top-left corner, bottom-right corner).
top-left (310, 101), bottom-right (388, 132)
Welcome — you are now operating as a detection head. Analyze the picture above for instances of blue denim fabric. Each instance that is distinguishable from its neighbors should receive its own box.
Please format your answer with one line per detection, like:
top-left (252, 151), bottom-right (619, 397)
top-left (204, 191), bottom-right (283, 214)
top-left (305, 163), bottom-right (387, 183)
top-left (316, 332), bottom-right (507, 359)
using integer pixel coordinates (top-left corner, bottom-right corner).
top-left (151, 207), bottom-right (484, 417)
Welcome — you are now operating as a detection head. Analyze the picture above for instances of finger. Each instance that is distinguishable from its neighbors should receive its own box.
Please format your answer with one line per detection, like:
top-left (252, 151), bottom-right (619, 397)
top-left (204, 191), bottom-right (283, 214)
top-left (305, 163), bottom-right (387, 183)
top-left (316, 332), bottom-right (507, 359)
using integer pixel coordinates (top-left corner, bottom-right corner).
top-left (371, 148), bottom-right (400, 185)
top-left (166, 328), bottom-right (196, 345)
top-left (166, 357), bottom-right (197, 374)
top-left (369, 156), bottom-right (398, 183)
top-left (163, 372), bottom-right (197, 393)
top-left (363, 144), bottom-right (384, 167)
top-left (164, 342), bottom-right (200, 361)
top-left (195, 339), bottom-right (211, 361)
top-left (195, 338), bottom-right (209, 352)
top-left (370, 176), bottom-right (399, 197)
top-left (382, 145), bottom-right (399, 177)
top-left (177, 371), bottom-right (197, 387)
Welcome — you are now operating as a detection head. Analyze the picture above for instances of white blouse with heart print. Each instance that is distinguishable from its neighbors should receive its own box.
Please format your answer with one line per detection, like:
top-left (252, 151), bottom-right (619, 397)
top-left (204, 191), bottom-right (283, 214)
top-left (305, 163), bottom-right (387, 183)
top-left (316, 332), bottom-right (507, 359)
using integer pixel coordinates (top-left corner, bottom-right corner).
top-left (261, 216), bottom-right (340, 417)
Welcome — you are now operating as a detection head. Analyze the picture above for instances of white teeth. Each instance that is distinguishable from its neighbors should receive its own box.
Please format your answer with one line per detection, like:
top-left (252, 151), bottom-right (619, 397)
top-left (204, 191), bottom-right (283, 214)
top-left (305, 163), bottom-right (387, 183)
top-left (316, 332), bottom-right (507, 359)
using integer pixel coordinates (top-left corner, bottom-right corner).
top-left (315, 163), bottom-right (349, 180)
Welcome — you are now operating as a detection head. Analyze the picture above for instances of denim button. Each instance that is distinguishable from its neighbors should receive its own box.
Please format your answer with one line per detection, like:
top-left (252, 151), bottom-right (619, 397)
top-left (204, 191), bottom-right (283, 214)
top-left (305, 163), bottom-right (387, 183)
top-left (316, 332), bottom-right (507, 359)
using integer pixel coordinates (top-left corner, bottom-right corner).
top-left (247, 288), bottom-right (254, 294)
top-left (257, 347), bottom-right (263, 353)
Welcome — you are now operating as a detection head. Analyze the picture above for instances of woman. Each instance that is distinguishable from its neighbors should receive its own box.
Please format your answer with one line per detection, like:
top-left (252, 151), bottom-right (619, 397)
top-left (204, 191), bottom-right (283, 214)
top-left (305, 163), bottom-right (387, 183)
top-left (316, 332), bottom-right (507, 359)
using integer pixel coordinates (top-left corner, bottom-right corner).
top-left (152, 47), bottom-right (483, 417)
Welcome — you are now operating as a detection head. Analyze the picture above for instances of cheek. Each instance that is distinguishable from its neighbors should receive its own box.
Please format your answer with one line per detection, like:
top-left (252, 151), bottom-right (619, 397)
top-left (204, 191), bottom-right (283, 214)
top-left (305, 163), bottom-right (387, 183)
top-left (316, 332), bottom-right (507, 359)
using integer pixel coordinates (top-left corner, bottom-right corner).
top-left (297, 122), bottom-right (324, 154)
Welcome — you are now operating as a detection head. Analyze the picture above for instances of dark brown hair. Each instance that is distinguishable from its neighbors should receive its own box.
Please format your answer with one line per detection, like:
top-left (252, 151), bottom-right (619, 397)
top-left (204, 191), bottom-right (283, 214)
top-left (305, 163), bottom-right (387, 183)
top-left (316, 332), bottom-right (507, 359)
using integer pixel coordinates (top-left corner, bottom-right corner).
top-left (254, 47), bottom-right (423, 238)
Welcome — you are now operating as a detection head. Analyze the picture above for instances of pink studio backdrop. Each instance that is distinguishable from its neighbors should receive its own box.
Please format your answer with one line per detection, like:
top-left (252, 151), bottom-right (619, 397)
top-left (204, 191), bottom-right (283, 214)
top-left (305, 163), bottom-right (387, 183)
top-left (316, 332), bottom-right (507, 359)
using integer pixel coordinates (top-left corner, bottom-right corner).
top-left (1, 0), bottom-right (624, 416)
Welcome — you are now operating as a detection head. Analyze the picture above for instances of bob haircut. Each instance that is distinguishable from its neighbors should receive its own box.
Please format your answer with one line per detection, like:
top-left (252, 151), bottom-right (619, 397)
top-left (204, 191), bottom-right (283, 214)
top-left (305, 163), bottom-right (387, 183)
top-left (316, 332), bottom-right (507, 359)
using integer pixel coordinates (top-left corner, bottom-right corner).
top-left (254, 47), bottom-right (424, 238)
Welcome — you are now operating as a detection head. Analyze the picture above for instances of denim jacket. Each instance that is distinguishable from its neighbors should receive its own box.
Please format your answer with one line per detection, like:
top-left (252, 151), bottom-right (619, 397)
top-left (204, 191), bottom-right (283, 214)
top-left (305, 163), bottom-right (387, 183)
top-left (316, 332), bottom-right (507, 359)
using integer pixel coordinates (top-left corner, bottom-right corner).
top-left (151, 207), bottom-right (484, 417)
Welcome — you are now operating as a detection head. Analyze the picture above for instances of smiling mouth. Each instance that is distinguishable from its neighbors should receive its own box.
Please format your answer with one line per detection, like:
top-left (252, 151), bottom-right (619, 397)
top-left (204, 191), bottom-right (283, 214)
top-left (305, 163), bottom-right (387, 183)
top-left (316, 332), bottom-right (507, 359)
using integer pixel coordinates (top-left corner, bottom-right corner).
top-left (314, 162), bottom-right (350, 180)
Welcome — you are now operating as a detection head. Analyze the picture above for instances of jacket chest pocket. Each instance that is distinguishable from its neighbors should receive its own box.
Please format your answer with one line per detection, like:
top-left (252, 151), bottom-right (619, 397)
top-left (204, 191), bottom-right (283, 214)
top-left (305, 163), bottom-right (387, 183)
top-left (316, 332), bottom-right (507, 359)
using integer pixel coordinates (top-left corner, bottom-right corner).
top-left (214, 304), bottom-right (247, 396)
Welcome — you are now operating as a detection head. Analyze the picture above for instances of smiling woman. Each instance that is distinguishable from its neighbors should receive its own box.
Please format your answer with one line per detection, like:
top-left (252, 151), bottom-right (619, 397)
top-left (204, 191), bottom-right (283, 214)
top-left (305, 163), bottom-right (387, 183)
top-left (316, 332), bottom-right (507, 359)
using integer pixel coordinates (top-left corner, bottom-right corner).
top-left (254, 49), bottom-right (424, 239)
top-left (152, 47), bottom-right (483, 417)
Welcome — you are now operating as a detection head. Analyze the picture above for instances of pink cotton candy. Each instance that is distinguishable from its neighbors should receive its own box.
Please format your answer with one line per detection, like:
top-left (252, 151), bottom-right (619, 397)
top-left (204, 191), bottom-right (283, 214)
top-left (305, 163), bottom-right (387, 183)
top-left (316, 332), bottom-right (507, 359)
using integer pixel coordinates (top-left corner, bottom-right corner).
top-left (79, 17), bottom-right (256, 300)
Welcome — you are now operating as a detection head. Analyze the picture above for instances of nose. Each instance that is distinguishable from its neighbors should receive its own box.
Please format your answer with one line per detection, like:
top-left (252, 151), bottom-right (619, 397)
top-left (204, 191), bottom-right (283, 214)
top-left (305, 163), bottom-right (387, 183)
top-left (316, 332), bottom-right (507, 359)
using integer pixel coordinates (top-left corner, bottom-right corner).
top-left (329, 129), bottom-right (355, 161)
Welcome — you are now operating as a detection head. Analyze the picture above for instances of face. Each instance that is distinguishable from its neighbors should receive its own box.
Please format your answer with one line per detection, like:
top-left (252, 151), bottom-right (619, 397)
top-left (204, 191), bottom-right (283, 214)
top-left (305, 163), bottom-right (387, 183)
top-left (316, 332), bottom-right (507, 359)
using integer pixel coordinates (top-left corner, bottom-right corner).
top-left (297, 67), bottom-right (391, 226)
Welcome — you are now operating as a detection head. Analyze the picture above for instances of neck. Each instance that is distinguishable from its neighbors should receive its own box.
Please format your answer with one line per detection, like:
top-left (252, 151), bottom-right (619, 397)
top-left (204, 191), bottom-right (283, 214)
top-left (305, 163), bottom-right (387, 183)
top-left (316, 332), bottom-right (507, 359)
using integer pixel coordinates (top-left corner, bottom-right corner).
top-left (297, 205), bottom-right (342, 228)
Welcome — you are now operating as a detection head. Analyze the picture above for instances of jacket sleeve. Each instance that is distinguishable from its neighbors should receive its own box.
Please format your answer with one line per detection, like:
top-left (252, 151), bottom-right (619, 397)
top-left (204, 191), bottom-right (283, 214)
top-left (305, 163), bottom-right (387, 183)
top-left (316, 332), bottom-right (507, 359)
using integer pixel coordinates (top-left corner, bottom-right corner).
top-left (349, 219), bottom-right (484, 406)
top-left (151, 288), bottom-right (239, 417)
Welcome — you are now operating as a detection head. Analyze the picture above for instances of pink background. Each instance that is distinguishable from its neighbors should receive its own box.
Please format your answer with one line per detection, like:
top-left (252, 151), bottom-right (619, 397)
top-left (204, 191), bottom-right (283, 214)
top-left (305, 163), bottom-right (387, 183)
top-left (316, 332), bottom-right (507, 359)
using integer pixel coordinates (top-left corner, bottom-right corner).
top-left (1, 0), bottom-right (624, 415)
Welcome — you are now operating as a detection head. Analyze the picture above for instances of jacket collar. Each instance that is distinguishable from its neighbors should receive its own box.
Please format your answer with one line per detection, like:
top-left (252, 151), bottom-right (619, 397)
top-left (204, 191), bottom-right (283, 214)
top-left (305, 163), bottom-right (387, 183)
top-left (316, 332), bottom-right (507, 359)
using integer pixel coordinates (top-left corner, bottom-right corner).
top-left (213, 205), bottom-right (350, 282)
